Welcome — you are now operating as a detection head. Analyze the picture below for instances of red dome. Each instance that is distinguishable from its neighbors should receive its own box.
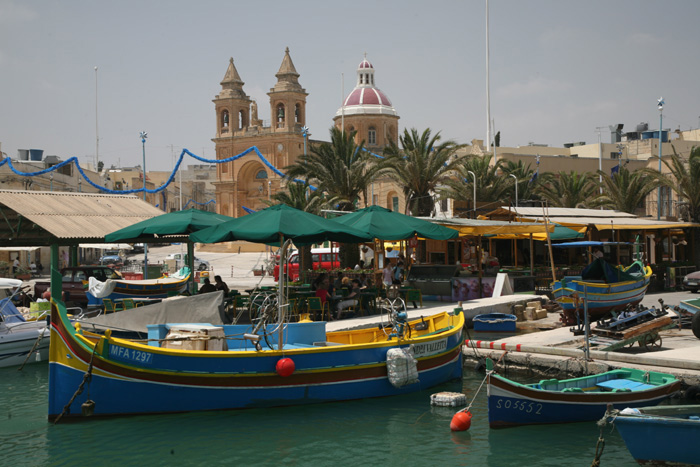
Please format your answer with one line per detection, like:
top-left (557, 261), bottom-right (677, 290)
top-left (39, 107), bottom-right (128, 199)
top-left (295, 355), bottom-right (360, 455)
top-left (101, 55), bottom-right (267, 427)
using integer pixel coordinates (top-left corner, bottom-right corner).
top-left (344, 87), bottom-right (392, 107)
top-left (359, 58), bottom-right (373, 69)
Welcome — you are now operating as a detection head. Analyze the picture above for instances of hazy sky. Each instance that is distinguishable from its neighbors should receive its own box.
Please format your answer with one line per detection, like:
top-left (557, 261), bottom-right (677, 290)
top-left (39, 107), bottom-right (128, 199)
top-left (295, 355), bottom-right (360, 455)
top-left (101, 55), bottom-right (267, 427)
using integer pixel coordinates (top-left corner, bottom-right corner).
top-left (2, 0), bottom-right (699, 172)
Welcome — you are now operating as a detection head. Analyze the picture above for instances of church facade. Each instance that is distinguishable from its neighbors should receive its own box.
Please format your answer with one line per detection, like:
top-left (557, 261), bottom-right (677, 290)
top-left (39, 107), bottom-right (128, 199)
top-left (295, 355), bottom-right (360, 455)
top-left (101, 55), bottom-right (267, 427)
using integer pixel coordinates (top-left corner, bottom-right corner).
top-left (212, 49), bottom-right (405, 217)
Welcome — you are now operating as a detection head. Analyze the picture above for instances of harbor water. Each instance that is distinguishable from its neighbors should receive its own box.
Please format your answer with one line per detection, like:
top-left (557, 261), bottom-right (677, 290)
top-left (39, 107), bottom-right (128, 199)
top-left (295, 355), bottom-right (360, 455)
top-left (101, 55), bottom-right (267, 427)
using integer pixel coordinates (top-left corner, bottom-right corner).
top-left (1, 362), bottom-right (640, 466)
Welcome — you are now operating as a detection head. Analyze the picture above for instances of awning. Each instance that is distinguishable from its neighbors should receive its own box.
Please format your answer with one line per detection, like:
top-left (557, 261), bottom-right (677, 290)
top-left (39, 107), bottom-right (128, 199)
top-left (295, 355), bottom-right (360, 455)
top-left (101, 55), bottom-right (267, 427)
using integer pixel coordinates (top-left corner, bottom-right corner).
top-left (79, 243), bottom-right (134, 250)
top-left (0, 246), bottom-right (41, 251)
top-left (428, 218), bottom-right (554, 236)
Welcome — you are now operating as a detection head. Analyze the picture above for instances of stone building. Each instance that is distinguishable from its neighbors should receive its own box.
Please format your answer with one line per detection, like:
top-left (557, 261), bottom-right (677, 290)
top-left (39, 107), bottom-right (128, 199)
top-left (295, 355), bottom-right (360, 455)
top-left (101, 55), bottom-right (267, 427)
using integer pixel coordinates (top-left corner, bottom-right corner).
top-left (212, 48), bottom-right (309, 217)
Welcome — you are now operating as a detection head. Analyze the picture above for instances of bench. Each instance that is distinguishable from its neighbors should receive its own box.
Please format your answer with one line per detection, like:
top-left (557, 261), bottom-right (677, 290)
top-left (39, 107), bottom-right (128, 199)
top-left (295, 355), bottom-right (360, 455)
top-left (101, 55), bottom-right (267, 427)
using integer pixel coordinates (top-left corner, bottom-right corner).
top-left (596, 379), bottom-right (655, 391)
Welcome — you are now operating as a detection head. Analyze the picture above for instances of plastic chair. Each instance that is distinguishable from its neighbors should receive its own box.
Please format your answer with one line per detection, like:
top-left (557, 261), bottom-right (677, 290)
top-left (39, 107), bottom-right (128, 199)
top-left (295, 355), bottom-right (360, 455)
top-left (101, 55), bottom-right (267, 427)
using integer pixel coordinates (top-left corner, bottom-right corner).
top-left (121, 298), bottom-right (141, 309)
top-left (307, 296), bottom-right (330, 321)
top-left (405, 289), bottom-right (422, 309)
top-left (103, 298), bottom-right (122, 313)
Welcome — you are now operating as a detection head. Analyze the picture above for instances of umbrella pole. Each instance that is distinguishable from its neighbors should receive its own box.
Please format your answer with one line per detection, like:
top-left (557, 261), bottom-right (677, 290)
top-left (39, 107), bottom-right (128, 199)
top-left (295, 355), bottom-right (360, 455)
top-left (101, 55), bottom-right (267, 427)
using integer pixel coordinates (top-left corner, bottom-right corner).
top-left (278, 237), bottom-right (292, 351)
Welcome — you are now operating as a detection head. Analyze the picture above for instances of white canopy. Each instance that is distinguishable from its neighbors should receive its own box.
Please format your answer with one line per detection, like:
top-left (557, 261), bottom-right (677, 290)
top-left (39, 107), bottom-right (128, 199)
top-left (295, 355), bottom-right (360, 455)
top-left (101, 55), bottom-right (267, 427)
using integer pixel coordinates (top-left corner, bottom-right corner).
top-left (79, 243), bottom-right (133, 250)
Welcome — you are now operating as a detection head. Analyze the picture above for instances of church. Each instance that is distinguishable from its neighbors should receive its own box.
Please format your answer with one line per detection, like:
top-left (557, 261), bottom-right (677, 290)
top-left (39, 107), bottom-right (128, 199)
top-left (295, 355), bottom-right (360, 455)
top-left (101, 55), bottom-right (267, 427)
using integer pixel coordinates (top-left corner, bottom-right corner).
top-left (212, 49), bottom-right (402, 216)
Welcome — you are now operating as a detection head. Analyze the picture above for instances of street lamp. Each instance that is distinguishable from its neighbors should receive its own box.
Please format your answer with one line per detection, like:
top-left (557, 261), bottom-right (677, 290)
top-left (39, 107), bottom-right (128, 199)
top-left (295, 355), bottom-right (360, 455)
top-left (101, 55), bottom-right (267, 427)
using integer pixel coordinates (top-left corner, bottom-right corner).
top-left (657, 97), bottom-right (664, 220)
top-left (510, 174), bottom-right (518, 207)
top-left (268, 180), bottom-right (271, 201)
top-left (468, 170), bottom-right (476, 216)
top-left (301, 125), bottom-right (310, 164)
top-left (140, 131), bottom-right (149, 278)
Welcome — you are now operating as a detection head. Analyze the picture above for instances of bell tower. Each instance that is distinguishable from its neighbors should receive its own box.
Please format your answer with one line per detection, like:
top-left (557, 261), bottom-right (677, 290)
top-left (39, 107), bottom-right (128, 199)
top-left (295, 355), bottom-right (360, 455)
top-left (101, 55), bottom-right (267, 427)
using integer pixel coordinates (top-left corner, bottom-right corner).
top-left (213, 58), bottom-right (252, 137)
top-left (268, 47), bottom-right (308, 133)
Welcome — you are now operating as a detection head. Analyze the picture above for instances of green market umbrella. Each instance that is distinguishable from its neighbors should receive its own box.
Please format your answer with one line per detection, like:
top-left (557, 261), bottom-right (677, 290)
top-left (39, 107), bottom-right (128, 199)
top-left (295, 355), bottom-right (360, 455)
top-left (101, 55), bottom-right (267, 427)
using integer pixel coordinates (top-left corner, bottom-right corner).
top-left (105, 208), bottom-right (234, 242)
top-left (190, 204), bottom-right (373, 246)
top-left (105, 208), bottom-right (234, 290)
top-left (332, 205), bottom-right (459, 241)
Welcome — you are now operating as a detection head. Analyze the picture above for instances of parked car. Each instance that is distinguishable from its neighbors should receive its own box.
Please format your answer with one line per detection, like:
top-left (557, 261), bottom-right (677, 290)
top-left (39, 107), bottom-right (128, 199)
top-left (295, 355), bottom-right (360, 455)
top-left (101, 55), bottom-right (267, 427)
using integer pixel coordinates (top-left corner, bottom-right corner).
top-left (683, 271), bottom-right (700, 293)
top-left (34, 266), bottom-right (122, 308)
top-left (165, 253), bottom-right (210, 271)
top-left (273, 248), bottom-right (340, 281)
top-left (99, 254), bottom-right (123, 266)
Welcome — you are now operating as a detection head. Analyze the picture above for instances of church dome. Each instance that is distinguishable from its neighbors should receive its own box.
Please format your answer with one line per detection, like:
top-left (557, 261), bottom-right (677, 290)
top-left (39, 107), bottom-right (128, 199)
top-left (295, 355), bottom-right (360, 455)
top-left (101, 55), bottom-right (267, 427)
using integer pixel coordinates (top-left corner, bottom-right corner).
top-left (335, 56), bottom-right (397, 117)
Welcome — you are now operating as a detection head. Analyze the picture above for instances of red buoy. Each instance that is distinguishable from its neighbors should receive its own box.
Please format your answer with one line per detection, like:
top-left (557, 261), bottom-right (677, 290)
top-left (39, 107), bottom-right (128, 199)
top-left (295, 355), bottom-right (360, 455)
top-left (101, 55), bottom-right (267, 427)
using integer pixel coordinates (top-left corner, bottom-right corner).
top-left (276, 358), bottom-right (295, 377)
top-left (450, 411), bottom-right (472, 431)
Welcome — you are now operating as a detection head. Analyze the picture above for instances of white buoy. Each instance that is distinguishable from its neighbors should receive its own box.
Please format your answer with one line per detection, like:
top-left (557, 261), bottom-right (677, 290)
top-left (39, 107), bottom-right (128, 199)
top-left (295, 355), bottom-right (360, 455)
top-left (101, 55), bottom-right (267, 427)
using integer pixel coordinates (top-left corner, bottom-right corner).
top-left (430, 392), bottom-right (467, 407)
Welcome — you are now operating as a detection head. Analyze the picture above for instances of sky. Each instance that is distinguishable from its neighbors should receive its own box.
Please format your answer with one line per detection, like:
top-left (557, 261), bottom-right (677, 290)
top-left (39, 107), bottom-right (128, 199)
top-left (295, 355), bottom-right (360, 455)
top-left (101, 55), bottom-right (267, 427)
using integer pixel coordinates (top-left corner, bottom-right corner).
top-left (1, 0), bottom-right (699, 173)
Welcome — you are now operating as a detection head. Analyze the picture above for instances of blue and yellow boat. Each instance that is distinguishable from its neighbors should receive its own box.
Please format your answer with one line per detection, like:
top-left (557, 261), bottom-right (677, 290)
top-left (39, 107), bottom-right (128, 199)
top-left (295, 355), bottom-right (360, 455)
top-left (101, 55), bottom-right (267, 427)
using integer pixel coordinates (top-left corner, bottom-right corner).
top-left (552, 258), bottom-right (652, 320)
top-left (48, 282), bottom-right (464, 420)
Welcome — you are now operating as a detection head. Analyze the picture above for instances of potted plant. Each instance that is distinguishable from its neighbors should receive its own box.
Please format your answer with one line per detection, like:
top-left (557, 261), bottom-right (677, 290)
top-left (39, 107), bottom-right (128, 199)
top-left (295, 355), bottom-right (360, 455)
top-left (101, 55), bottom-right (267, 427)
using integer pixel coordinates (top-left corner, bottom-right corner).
top-left (14, 266), bottom-right (31, 281)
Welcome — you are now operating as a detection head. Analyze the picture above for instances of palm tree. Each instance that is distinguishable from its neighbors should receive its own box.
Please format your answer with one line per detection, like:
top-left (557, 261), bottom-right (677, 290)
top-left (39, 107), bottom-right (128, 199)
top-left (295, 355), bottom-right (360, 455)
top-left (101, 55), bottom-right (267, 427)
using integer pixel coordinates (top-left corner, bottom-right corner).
top-left (441, 154), bottom-right (511, 215)
top-left (285, 127), bottom-right (384, 267)
top-left (644, 145), bottom-right (700, 266)
top-left (590, 166), bottom-right (659, 214)
top-left (285, 127), bottom-right (384, 212)
top-left (382, 128), bottom-right (465, 216)
top-left (535, 171), bottom-right (596, 208)
top-left (499, 159), bottom-right (537, 206)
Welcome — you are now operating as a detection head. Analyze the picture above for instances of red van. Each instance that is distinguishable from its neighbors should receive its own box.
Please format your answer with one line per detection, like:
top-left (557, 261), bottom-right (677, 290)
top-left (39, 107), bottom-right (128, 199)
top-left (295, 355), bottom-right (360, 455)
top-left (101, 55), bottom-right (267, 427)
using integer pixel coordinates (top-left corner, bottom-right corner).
top-left (273, 248), bottom-right (340, 281)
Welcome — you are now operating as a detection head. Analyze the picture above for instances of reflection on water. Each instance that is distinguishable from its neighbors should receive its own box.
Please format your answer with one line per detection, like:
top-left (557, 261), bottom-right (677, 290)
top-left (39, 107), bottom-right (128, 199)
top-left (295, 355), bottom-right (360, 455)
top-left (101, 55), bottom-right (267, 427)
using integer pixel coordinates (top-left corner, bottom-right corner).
top-left (1, 363), bottom-right (640, 466)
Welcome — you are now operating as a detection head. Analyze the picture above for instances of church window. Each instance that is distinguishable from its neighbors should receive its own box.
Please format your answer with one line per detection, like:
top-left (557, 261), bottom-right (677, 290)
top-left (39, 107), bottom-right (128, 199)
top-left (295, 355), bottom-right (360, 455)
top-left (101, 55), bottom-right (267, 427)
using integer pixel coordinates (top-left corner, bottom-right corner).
top-left (392, 196), bottom-right (399, 212)
top-left (238, 110), bottom-right (248, 129)
top-left (222, 110), bottom-right (229, 128)
top-left (359, 75), bottom-right (364, 84)
top-left (368, 126), bottom-right (377, 145)
top-left (255, 170), bottom-right (268, 179)
top-left (295, 103), bottom-right (302, 123)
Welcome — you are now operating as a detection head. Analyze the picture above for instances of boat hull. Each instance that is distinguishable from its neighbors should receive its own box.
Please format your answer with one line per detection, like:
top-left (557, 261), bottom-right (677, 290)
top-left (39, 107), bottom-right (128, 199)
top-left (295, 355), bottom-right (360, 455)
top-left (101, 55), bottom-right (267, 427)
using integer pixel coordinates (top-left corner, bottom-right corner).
top-left (552, 274), bottom-right (651, 320)
top-left (613, 405), bottom-right (700, 466)
top-left (0, 322), bottom-right (50, 368)
top-left (488, 372), bottom-right (680, 428)
top-left (48, 303), bottom-right (464, 419)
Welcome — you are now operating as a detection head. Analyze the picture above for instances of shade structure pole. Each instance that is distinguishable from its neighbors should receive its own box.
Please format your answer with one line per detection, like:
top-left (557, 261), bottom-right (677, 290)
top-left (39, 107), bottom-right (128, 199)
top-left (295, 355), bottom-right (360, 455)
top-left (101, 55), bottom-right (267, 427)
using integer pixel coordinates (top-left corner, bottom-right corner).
top-left (657, 98), bottom-right (664, 220)
top-left (187, 242), bottom-right (195, 294)
top-left (278, 237), bottom-right (292, 351)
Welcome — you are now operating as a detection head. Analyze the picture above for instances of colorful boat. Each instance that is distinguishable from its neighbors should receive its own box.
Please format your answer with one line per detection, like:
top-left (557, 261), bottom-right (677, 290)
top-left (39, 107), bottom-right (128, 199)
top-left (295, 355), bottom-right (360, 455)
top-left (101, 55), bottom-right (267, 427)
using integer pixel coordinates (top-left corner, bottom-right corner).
top-left (86, 267), bottom-right (191, 305)
top-left (486, 361), bottom-right (680, 428)
top-left (552, 258), bottom-right (652, 320)
top-left (47, 285), bottom-right (464, 420)
top-left (610, 405), bottom-right (700, 466)
top-left (0, 278), bottom-right (50, 368)
top-left (473, 313), bottom-right (517, 332)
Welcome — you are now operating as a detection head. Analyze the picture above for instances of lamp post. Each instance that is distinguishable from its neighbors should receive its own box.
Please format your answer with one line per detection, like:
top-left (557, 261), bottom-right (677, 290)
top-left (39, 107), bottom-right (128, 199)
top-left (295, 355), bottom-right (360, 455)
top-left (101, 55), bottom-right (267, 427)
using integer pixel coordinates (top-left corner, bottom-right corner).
top-left (510, 174), bottom-right (518, 207)
top-left (95, 66), bottom-right (99, 171)
top-left (140, 131), bottom-right (149, 278)
top-left (50, 172), bottom-right (53, 192)
top-left (468, 170), bottom-right (476, 217)
top-left (268, 180), bottom-right (271, 201)
top-left (657, 97), bottom-right (664, 220)
top-left (301, 126), bottom-right (309, 164)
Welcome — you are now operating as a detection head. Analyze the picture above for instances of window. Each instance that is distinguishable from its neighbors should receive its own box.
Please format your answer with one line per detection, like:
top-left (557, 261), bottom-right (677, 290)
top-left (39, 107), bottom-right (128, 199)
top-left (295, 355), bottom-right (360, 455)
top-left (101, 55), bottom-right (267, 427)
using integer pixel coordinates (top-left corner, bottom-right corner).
top-left (255, 170), bottom-right (268, 179)
top-left (392, 196), bottom-right (399, 212)
top-left (368, 127), bottom-right (376, 145)
top-left (221, 110), bottom-right (229, 127)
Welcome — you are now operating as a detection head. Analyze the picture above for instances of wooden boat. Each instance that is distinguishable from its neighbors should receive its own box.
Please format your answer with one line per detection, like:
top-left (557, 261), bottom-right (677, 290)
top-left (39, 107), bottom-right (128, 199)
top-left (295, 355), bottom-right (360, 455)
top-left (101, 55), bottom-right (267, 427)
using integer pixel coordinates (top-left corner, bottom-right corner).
top-left (486, 360), bottom-right (680, 428)
top-left (678, 297), bottom-right (700, 339)
top-left (0, 279), bottom-right (50, 368)
top-left (473, 313), bottom-right (517, 332)
top-left (552, 258), bottom-right (652, 320)
top-left (610, 405), bottom-right (700, 466)
top-left (86, 267), bottom-right (191, 304)
top-left (47, 286), bottom-right (464, 420)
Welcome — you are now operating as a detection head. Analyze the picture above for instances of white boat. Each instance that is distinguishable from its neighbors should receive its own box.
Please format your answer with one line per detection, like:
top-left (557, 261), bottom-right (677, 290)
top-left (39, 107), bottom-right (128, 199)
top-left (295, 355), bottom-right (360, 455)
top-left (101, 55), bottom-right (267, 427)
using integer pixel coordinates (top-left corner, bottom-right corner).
top-left (0, 278), bottom-right (50, 368)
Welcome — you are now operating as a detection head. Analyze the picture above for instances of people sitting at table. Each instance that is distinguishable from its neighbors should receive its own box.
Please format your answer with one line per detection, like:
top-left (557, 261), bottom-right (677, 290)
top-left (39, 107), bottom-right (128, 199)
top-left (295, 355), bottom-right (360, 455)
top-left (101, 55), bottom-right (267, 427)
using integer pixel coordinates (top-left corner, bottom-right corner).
top-left (214, 275), bottom-right (230, 295)
top-left (333, 272), bottom-right (345, 292)
top-left (358, 272), bottom-right (370, 288)
top-left (336, 279), bottom-right (361, 319)
top-left (198, 277), bottom-right (217, 294)
top-left (312, 273), bottom-right (330, 302)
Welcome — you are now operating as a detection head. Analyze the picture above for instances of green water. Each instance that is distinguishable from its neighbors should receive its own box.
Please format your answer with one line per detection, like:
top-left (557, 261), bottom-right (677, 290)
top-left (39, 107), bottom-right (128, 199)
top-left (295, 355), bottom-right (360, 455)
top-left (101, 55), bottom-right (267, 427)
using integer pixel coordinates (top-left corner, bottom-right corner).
top-left (1, 363), bottom-right (639, 466)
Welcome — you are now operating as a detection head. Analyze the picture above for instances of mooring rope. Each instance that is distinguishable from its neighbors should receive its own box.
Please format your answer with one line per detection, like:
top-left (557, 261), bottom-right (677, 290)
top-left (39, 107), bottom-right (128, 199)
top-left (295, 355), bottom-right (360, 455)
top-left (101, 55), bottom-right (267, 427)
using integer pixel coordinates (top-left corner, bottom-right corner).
top-left (17, 328), bottom-right (46, 371)
top-left (53, 344), bottom-right (98, 425)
